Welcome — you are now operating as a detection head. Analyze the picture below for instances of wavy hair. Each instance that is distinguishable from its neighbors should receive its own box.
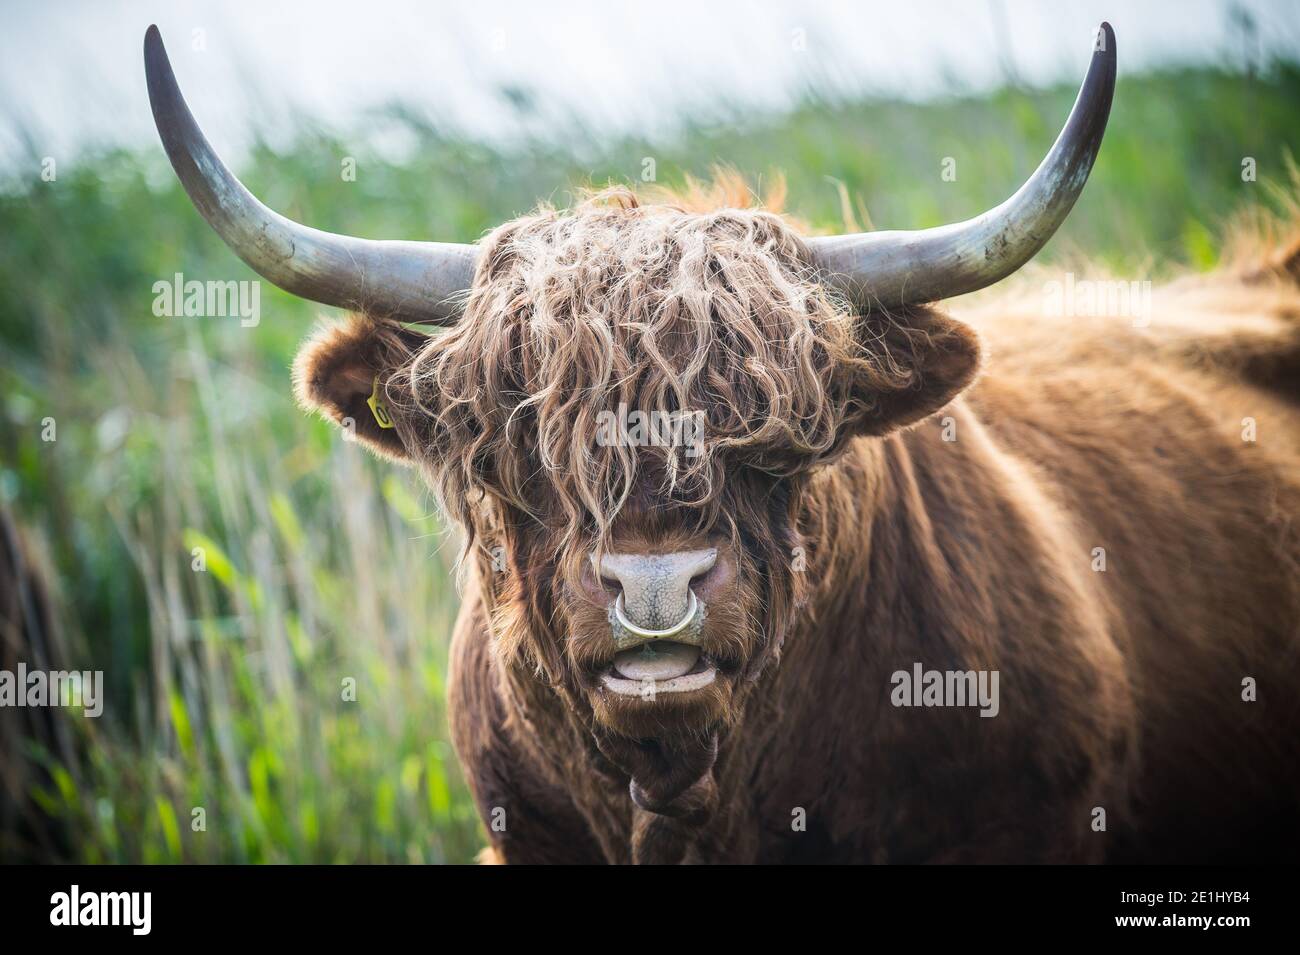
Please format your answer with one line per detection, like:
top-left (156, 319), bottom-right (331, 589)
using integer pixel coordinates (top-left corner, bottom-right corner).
top-left (398, 182), bottom-right (912, 566)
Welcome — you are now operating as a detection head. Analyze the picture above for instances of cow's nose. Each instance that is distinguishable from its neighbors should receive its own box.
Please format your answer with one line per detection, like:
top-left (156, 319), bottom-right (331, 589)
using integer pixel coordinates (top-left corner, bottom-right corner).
top-left (596, 548), bottom-right (717, 633)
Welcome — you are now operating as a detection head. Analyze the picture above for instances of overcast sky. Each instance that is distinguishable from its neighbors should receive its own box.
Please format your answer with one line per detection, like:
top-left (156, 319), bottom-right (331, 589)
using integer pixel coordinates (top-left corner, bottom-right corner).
top-left (1, 0), bottom-right (1295, 166)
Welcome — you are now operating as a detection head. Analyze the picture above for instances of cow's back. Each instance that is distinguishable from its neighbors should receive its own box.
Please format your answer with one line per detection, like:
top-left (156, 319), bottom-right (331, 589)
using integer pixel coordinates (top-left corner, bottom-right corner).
top-left (962, 296), bottom-right (1300, 860)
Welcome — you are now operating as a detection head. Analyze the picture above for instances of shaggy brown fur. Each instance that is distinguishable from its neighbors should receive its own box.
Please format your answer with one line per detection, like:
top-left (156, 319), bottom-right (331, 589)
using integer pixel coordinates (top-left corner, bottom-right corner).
top-left (296, 181), bottom-right (1300, 864)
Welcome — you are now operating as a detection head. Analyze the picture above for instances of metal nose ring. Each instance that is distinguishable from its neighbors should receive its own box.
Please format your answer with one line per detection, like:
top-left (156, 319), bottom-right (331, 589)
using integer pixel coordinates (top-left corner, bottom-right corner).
top-left (613, 589), bottom-right (698, 639)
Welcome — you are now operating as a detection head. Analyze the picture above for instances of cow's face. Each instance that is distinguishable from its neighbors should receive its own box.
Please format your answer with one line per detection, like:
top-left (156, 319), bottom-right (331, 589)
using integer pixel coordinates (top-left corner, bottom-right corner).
top-left (295, 190), bottom-right (981, 739)
top-left (488, 457), bottom-right (807, 740)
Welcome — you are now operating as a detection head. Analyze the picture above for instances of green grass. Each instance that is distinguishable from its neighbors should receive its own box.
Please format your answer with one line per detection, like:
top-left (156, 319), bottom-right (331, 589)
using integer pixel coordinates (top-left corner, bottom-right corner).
top-left (2, 61), bottom-right (1299, 863)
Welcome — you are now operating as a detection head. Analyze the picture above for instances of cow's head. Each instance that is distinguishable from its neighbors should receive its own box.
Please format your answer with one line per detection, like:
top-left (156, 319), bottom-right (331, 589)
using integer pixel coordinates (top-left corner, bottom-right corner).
top-left (303, 192), bottom-right (985, 741)
top-left (145, 24), bottom-right (1114, 745)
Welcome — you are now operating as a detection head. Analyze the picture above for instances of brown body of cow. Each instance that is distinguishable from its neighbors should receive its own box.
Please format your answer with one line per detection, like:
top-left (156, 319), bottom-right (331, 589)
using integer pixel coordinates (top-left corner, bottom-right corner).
top-left (444, 231), bottom-right (1300, 864)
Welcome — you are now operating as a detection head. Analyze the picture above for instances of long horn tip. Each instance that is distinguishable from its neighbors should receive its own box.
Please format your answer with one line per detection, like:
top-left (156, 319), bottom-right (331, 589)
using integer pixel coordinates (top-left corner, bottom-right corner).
top-left (806, 19), bottom-right (1120, 307)
top-left (1095, 21), bottom-right (1117, 66)
top-left (144, 24), bottom-right (162, 60)
top-left (1086, 22), bottom-right (1117, 125)
top-left (143, 25), bottom-right (172, 101)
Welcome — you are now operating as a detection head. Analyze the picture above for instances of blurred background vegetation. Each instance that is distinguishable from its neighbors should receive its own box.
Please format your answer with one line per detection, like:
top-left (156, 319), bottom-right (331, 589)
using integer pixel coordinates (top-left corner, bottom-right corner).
top-left (2, 31), bottom-right (1299, 861)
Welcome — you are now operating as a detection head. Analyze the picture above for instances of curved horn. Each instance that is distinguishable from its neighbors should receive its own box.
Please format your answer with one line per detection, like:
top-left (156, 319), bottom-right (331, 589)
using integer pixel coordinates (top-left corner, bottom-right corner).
top-left (808, 22), bottom-right (1116, 307)
top-left (144, 25), bottom-right (476, 324)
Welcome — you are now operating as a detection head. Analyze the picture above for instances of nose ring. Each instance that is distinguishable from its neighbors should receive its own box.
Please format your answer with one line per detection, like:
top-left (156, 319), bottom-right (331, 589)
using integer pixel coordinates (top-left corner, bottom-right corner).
top-left (613, 589), bottom-right (698, 639)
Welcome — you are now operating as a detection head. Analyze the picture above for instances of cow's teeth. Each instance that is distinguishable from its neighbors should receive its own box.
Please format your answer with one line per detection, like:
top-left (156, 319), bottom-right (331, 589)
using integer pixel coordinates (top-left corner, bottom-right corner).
top-left (600, 667), bottom-right (717, 696)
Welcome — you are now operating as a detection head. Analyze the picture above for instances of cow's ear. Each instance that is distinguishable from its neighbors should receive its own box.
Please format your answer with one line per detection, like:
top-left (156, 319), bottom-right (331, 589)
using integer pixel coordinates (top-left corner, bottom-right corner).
top-left (850, 306), bottom-right (982, 436)
top-left (292, 316), bottom-right (428, 462)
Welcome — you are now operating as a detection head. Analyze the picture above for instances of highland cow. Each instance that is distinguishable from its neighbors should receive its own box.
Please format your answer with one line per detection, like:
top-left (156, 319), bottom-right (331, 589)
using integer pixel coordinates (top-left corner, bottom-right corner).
top-left (145, 22), bottom-right (1300, 863)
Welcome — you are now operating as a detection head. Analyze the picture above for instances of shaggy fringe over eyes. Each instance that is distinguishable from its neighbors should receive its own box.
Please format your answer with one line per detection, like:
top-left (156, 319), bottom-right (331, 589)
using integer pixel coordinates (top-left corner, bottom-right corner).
top-left (399, 184), bottom-right (908, 565)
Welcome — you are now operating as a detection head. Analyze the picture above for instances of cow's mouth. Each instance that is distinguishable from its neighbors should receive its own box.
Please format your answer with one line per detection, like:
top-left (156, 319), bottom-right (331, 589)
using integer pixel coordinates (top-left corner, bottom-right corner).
top-left (599, 640), bottom-right (717, 696)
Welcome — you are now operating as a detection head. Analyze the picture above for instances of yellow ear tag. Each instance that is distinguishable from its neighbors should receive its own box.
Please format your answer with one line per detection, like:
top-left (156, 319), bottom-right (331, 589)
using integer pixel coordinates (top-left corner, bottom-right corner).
top-left (366, 376), bottom-right (396, 430)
